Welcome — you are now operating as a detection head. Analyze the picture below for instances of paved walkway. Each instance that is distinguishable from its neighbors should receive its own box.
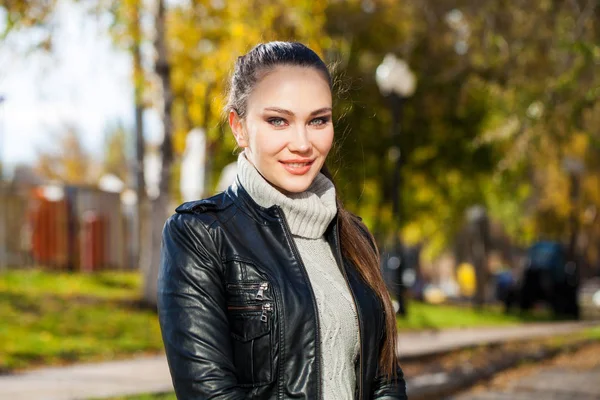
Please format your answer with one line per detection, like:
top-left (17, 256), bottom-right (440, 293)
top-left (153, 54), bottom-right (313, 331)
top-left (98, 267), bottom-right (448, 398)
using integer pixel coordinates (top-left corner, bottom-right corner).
top-left (453, 340), bottom-right (600, 400)
top-left (0, 321), bottom-right (594, 400)
top-left (397, 321), bottom-right (596, 358)
top-left (455, 368), bottom-right (600, 399)
top-left (0, 356), bottom-right (172, 400)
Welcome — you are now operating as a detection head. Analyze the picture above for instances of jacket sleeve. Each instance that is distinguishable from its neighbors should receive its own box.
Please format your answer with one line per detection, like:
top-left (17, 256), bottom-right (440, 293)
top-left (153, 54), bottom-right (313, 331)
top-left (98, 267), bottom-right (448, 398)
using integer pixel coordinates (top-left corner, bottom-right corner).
top-left (371, 364), bottom-right (408, 399)
top-left (157, 213), bottom-right (247, 399)
top-left (353, 218), bottom-right (408, 399)
top-left (371, 321), bottom-right (408, 399)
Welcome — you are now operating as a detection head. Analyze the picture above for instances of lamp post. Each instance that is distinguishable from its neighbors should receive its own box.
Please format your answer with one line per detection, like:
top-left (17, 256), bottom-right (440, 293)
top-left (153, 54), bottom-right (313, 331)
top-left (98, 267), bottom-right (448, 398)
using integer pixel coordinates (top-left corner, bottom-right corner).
top-left (376, 54), bottom-right (416, 316)
top-left (562, 157), bottom-right (585, 264)
top-left (561, 157), bottom-right (584, 317)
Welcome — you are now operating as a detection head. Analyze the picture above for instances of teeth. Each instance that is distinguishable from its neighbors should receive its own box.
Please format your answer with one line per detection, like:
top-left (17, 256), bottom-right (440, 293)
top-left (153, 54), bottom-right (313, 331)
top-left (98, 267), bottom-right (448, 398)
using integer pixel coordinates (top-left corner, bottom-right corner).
top-left (286, 162), bottom-right (309, 168)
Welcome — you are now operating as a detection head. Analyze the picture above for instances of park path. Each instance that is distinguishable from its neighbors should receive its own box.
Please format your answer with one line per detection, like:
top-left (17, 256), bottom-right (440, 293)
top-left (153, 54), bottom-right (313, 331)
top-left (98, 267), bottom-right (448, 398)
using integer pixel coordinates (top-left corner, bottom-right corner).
top-left (452, 340), bottom-right (600, 400)
top-left (396, 320), bottom-right (596, 358)
top-left (0, 321), bottom-right (594, 400)
top-left (455, 369), bottom-right (600, 400)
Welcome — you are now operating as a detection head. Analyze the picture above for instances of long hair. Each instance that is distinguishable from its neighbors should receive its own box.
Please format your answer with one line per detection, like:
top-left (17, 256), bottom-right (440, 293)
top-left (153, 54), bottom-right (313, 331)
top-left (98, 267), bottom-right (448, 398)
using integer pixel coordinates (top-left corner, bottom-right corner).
top-left (225, 41), bottom-right (399, 378)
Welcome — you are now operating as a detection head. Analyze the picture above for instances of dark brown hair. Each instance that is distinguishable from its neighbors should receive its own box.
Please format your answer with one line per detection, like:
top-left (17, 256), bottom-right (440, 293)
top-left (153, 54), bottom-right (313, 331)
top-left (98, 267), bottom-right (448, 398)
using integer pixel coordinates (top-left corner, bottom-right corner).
top-left (225, 41), bottom-right (399, 379)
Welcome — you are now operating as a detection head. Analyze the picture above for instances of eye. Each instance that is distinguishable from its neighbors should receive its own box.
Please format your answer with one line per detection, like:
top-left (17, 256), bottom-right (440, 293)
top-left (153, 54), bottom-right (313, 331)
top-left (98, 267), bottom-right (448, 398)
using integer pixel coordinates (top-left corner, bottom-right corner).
top-left (309, 116), bottom-right (331, 126)
top-left (267, 117), bottom-right (287, 127)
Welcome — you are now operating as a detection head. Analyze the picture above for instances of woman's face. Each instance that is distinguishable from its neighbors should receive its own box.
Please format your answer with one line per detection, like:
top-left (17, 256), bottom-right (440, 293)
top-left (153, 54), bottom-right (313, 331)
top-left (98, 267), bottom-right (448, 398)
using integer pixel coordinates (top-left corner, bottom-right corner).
top-left (229, 65), bottom-right (334, 194)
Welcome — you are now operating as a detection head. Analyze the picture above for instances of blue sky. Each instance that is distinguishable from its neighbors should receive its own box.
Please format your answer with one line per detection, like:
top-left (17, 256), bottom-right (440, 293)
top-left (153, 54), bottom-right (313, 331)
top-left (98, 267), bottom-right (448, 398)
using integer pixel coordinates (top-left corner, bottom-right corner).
top-left (0, 0), bottom-right (161, 174)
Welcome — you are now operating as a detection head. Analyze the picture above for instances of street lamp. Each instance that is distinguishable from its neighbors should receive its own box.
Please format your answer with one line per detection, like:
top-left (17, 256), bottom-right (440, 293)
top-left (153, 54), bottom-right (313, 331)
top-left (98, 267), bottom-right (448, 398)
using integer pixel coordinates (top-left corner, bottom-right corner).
top-left (561, 157), bottom-right (585, 318)
top-left (562, 157), bottom-right (585, 263)
top-left (376, 54), bottom-right (416, 316)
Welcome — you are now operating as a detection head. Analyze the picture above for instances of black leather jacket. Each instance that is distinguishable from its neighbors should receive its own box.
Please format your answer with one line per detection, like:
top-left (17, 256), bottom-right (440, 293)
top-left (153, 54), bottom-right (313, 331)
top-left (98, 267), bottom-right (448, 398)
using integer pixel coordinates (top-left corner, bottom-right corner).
top-left (158, 180), bottom-right (407, 399)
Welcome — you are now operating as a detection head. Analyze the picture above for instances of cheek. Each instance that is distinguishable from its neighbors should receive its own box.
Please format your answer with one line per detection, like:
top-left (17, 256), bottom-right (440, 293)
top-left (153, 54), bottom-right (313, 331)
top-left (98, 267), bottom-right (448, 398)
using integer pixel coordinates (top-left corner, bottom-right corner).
top-left (249, 127), bottom-right (287, 158)
top-left (314, 129), bottom-right (335, 154)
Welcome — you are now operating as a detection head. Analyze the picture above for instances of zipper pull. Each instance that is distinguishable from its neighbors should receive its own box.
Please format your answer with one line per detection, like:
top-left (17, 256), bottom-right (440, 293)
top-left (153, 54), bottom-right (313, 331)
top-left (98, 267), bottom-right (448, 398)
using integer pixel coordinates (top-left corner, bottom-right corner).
top-left (255, 282), bottom-right (269, 300)
top-left (260, 302), bottom-right (272, 322)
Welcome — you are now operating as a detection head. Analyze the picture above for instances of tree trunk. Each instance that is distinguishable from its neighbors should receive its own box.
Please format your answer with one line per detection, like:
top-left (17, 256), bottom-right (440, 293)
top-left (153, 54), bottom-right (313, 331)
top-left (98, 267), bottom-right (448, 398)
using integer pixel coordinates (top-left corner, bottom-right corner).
top-left (132, 0), bottom-right (147, 273)
top-left (142, 0), bottom-right (173, 306)
top-left (203, 84), bottom-right (214, 197)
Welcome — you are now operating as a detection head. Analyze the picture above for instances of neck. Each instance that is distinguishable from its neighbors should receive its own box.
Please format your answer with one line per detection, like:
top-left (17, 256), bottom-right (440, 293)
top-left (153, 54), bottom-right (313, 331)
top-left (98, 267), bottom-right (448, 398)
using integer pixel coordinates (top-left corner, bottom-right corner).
top-left (236, 152), bottom-right (337, 239)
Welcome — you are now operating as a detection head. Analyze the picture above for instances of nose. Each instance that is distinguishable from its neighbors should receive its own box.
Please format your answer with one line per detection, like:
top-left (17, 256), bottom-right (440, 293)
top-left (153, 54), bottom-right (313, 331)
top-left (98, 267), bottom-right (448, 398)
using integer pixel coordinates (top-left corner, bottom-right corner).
top-left (288, 125), bottom-right (311, 153)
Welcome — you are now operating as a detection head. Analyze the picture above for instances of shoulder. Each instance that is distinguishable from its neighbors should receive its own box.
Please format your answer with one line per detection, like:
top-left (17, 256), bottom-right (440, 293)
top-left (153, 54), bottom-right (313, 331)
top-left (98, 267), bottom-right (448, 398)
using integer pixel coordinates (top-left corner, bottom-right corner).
top-left (162, 196), bottom-right (229, 257)
top-left (168, 191), bottom-right (234, 229)
top-left (174, 191), bottom-right (232, 215)
top-left (161, 192), bottom-right (234, 249)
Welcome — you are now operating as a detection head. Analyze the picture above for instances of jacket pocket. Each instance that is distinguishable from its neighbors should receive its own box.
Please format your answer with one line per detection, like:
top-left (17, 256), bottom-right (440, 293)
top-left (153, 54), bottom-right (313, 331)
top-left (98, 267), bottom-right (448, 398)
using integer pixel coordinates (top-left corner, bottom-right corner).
top-left (226, 279), bottom-right (275, 387)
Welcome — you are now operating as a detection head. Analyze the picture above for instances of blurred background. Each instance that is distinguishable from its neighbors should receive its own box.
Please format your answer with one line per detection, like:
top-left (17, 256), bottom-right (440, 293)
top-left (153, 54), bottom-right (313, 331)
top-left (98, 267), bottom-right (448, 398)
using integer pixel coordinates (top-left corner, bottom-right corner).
top-left (1, 0), bottom-right (599, 399)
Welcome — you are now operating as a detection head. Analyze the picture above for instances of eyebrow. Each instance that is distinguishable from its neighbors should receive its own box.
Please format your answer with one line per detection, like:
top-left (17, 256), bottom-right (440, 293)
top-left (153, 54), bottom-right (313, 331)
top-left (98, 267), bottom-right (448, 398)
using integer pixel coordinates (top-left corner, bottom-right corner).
top-left (263, 107), bottom-right (332, 117)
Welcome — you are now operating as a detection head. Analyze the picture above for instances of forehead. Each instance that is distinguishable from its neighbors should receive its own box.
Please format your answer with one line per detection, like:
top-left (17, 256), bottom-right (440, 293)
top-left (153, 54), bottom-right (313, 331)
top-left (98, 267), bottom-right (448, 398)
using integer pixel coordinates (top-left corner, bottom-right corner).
top-left (246, 65), bottom-right (332, 113)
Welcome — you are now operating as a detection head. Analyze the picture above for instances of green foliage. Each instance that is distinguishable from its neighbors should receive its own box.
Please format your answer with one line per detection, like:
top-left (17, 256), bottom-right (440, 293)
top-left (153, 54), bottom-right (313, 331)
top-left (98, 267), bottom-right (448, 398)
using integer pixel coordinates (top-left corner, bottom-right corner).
top-left (322, 0), bottom-right (600, 260)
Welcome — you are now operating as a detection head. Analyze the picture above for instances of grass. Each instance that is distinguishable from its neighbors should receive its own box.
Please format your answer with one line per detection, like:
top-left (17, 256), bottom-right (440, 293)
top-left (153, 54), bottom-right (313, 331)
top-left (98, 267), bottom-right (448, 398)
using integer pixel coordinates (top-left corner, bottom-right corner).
top-left (396, 300), bottom-right (555, 331)
top-left (0, 268), bottom-right (571, 374)
top-left (0, 268), bottom-right (163, 372)
top-left (0, 269), bottom-right (140, 300)
top-left (585, 325), bottom-right (600, 340)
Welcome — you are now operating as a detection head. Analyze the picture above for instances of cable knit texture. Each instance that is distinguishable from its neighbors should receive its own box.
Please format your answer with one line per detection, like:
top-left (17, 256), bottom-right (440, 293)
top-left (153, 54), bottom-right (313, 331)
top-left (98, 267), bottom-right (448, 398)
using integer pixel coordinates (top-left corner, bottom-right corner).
top-left (237, 153), bottom-right (360, 399)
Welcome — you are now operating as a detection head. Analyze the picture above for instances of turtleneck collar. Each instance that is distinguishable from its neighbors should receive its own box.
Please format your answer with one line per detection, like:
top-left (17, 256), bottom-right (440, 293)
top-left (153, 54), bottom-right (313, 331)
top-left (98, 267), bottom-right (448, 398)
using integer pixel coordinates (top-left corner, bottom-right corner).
top-left (236, 152), bottom-right (337, 239)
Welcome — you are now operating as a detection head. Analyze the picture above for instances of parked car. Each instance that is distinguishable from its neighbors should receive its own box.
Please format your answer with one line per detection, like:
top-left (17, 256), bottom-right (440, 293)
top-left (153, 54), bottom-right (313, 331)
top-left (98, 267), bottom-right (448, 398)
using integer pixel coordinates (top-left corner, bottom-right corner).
top-left (494, 269), bottom-right (519, 313)
top-left (518, 241), bottom-right (579, 318)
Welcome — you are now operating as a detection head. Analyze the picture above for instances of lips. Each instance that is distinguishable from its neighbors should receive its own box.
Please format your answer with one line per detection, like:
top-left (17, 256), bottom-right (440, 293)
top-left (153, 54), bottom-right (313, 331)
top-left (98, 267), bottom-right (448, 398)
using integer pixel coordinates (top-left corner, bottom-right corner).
top-left (279, 159), bottom-right (314, 175)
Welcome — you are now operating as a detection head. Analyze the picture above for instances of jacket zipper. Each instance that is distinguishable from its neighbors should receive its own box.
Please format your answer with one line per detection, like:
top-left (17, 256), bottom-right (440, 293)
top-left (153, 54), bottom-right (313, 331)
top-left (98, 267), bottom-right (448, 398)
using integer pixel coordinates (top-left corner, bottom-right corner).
top-left (227, 281), bottom-right (270, 300)
top-left (275, 207), bottom-right (322, 400)
top-left (227, 302), bottom-right (273, 322)
top-left (334, 222), bottom-right (364, 400)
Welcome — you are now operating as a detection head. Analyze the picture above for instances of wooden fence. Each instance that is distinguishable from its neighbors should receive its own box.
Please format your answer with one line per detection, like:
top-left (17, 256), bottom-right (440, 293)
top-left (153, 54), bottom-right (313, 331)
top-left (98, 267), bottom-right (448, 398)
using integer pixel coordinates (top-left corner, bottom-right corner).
top-left (0, 183), bottom-right (132, 271)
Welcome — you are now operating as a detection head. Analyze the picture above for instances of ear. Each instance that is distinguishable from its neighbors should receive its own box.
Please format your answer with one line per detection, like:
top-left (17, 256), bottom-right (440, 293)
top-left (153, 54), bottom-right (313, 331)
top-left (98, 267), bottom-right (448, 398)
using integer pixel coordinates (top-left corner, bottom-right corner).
top-left (229, 110), bottom-right (248, 148)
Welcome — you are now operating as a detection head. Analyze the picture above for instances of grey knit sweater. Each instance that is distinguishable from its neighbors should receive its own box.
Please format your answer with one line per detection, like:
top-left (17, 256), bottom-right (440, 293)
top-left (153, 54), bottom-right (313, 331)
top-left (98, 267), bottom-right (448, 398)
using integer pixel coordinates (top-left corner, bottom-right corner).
top-left (236, 153), bottom-right (359, 399)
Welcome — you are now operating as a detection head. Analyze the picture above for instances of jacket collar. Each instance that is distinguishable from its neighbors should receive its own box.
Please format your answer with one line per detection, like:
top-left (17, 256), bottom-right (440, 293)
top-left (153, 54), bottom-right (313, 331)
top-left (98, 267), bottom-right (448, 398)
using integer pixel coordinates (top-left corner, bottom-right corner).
top-left (225, 177), bottom-right (343, 240)
top-left (225, 177), bottom-right (281, 224)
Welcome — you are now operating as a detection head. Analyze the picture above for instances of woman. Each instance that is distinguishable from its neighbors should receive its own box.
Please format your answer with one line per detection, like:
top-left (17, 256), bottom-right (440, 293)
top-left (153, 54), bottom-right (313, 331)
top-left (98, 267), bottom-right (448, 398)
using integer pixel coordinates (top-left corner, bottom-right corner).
top-left (158, 41), bottom-right (407, 399)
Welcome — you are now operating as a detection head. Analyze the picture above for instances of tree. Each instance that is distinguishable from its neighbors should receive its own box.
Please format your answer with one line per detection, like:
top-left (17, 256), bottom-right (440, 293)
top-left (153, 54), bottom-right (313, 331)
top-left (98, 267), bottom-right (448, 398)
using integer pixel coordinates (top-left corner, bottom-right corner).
top-left (139, 0), bottom-right (174, 305)
top-left (35, 125), bottom-right (99, 184)
top-left (1, 0), bottom-right (57, 49)
top-left (8, 0), bottom-right (600, 287)
top-left (102, 122), bottom-right (130, 182)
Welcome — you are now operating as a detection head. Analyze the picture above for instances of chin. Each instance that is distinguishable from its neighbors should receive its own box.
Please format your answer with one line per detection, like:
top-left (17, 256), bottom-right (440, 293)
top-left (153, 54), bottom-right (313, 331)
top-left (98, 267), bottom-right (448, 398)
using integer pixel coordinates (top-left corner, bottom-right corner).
top-left (275, 175), bottom-right (315, 194)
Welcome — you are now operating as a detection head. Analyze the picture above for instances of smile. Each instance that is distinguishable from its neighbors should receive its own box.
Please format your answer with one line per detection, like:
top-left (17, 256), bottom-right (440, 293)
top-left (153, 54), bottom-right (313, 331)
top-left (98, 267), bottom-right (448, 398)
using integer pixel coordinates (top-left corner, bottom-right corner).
top-left (280, 160), bottom-right (314, 175)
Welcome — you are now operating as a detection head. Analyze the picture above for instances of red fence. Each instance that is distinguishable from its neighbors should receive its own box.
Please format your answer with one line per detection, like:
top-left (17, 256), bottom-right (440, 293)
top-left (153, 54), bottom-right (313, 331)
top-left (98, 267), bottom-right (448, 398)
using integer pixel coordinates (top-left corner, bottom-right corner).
top-left (0, 183), bottom-right (131, 271)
